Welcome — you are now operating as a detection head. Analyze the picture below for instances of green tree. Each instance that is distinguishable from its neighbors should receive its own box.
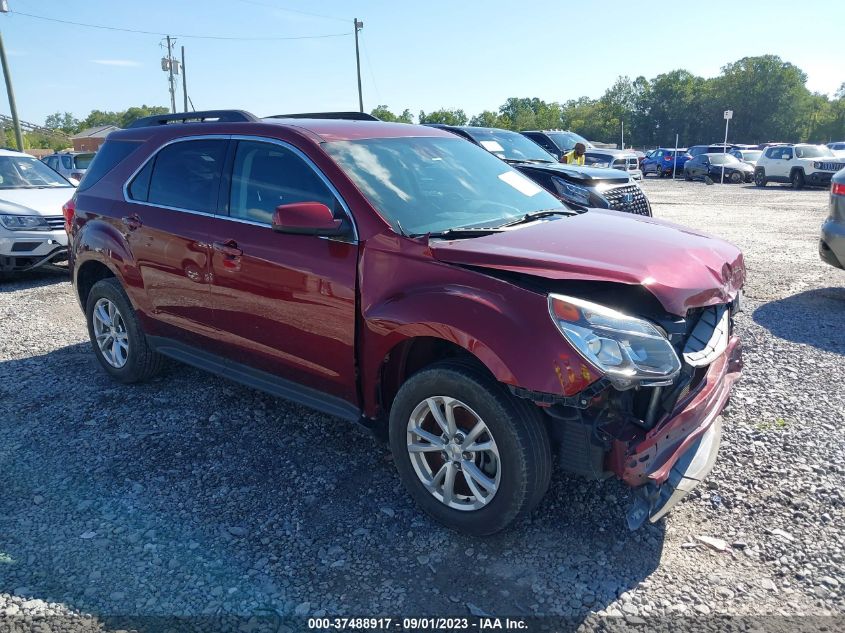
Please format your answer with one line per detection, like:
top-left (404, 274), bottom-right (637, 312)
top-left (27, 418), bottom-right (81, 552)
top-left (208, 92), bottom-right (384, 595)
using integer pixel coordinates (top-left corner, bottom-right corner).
top-left (119, 105), bottom-right (171, 128)
top-left (44, 112), bottom-right (80, 135)
top-left (370, 105), bottom-right (413, 123)
top-left (709, 55), bottom-right (811, 143)
top-left (418, 108), bottom-right (468, 125)
top-left (80, 110), bottom-right (123, 129)
top-left (469, 110), bottom-right (508, 127)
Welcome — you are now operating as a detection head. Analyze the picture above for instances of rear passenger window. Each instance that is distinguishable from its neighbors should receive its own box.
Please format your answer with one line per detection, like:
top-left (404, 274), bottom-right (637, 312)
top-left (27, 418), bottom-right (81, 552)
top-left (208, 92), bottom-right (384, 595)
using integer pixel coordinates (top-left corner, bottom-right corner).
top-left (228, 140), bottom-right (336, 224)
top-left (147, 139), bottom-right (227, 213)
top-left (78, 140), bottom-right (142, 192)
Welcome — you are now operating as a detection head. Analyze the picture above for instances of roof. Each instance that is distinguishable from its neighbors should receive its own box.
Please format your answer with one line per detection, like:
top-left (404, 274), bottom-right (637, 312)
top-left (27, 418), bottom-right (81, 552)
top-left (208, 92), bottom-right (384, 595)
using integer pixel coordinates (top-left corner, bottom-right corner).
top-left (260, 118), bottom-right (454, 142)
top-left (0, 148), bottom-right (33, 157)
top-left (71, 125), bottom-right (120, 139)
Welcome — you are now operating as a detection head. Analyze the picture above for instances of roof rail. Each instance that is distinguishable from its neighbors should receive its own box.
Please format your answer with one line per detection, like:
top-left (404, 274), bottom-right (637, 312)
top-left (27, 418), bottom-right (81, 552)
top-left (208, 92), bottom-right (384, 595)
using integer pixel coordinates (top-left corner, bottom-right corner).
top-left (268, 111), bottom-right (380, 122)
top-left (126, 110), bottom-right (258, 129)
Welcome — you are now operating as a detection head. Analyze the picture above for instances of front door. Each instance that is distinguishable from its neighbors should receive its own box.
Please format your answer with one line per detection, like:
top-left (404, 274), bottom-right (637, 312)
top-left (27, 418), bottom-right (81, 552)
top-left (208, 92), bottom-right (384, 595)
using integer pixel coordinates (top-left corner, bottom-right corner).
top-left (206, 138), bottom-right (359, 404)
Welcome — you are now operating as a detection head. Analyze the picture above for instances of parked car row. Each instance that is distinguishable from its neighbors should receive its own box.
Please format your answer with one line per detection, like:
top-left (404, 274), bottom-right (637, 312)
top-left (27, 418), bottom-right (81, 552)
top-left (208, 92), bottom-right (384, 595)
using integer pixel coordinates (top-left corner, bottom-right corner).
top-left (42, 151), bottom-right (95, 183)
top-left (424, 124), bottom-right (651, 216)
top-left (63, 109), bottom-right (747, 535)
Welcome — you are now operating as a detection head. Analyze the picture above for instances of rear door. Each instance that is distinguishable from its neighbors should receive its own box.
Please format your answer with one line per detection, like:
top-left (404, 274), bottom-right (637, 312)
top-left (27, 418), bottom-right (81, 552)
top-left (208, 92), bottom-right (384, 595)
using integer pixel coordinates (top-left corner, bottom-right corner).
top-left (205, 137), bottom-right (359, 404)
top-left (122, 137), bottom-right (227, 344)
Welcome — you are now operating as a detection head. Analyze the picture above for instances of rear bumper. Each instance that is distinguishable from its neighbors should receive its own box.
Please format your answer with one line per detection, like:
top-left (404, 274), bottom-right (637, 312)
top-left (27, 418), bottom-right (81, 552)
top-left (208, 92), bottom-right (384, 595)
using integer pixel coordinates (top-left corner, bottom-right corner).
top-left (820, 217), bottom-right (845, 269)
top-left (608, 336), bottom-right (743, 526)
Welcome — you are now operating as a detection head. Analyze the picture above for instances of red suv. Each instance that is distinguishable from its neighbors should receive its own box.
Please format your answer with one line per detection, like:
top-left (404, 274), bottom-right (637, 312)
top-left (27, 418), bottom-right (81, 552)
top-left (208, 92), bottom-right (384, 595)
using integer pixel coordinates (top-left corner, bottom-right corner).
top-left (67, 110), bottom-right (745, 535)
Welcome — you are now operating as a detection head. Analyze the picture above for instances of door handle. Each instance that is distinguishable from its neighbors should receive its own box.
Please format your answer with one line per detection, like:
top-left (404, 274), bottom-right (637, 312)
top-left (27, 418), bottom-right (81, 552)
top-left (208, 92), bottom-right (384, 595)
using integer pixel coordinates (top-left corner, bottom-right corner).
top-left (212, 240), bottom-right (243, 257)
top-left (121, 214), bottom-right (142, 231)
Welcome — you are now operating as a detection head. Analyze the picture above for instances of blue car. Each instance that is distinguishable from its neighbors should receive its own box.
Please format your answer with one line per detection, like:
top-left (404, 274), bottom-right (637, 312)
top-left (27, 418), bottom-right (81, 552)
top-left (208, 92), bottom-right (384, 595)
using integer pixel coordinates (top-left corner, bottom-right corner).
top-left (642, 148), bottom-right (691, 177)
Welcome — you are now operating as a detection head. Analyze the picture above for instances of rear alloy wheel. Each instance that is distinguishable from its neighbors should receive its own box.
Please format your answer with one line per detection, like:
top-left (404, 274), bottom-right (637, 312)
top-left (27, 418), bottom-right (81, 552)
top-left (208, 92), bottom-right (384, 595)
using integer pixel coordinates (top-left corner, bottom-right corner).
top-left (791, 170), bottom-right (805, 190)
top-left (389, 360), bottom-right (551, 535)
top-left (86, 277), bottom-right (165, 383)
top-left (755, 169), bottom-right (767, 187)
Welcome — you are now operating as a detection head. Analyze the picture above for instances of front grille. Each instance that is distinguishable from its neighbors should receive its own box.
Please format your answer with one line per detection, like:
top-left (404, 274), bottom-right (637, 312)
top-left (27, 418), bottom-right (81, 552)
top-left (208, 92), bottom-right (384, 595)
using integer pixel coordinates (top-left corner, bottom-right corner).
top-left (818, 162), bottom-right (845, 171)
top-left (45, 216), bottom-right (64, 230)
top-left (603, 184), bottom-right (651, 216)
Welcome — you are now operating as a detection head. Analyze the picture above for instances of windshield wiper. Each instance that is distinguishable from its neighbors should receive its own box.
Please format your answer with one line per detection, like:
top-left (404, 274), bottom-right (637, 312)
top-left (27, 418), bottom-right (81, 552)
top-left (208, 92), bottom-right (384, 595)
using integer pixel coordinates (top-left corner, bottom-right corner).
top-left (410, 226), bottom-right (503, 239)
top-left (500, 208), bottom-right (577, 228)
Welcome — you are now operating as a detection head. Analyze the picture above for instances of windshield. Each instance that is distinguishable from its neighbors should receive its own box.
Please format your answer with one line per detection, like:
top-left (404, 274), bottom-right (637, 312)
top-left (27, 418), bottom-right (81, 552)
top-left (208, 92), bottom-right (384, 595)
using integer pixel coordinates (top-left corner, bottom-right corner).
top-left (795, 145), bottom-right (834, 158)
top-left (0, 156), bottom-right (72, 188)
top-left (584, 153), bottom-right (613, 166)
top-left (73, 153), bottom-right (96, 169)
top-left (547, 131), bottom-right (590, 152)
top-left (461, 129), bottom-right (556, 163)
top-left (323, 136), bottom-right (566, 235)
top-left (708, 154), bottom-right (740, 165)
top-left (740, 150), bottom-right (762, 161)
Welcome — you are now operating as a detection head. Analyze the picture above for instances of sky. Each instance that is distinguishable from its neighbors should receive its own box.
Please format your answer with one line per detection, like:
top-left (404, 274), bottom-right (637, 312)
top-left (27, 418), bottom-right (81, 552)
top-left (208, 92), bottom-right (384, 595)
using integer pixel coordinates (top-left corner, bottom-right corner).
top-left (2, 0), bottom-right (843, 126)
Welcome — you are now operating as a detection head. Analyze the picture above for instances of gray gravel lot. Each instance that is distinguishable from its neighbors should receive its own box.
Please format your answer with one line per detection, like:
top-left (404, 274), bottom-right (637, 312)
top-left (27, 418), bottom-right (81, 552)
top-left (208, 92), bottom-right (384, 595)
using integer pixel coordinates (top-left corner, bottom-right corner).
top-left (1, 179), bottom-right (843, 631)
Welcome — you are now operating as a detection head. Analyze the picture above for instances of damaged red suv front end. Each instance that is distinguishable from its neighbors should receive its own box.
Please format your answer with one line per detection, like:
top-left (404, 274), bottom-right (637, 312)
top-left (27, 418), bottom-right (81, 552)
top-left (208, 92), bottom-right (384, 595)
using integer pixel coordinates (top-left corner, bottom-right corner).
top-left (431, 208), bottom-right (745, 527)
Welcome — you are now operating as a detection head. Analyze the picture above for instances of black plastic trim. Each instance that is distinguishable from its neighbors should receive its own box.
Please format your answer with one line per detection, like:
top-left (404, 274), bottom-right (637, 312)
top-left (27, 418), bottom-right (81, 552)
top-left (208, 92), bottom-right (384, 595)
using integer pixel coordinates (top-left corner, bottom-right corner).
top-left (126, 110), bottom-right (258, 128)
top-left (147, 336), bottom-right (361, 422)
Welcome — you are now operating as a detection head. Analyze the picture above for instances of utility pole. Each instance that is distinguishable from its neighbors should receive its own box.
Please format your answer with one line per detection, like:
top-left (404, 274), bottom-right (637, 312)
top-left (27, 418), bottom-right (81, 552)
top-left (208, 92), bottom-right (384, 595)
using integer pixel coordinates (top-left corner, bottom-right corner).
top-left (353, 18), bottom-right (363, 112)
top-left (166, 35), bottom-right (176, 113)
top-left (181, 46), bottom-right (188, 113)
top-left (0, 3), bottom-right (23, 151)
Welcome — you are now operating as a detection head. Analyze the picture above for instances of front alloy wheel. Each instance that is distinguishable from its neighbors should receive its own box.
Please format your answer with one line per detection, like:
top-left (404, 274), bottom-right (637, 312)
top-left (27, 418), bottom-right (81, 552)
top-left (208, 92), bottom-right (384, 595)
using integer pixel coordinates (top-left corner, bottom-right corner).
top-left (389, 360), bottom-right (551, 535)
top-left (407, 396), bottom-right (500, 510)
top-left (92, 298), bottom-right (129, 368)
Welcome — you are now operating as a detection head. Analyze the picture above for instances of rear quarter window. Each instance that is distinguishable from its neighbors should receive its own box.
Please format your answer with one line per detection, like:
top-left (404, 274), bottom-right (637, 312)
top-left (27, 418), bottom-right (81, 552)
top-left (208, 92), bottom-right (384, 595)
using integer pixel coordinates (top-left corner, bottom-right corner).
top-left (77, 141), bottom-right (142, 192)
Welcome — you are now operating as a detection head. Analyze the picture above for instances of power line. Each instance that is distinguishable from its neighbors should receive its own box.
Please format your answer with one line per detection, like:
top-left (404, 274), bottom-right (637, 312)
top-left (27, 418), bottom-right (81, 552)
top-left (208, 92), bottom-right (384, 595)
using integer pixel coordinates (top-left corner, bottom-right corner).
top-left (9, 10), bottom-right (352, 41)
top-left (232, 0), bottom-right (348, 23)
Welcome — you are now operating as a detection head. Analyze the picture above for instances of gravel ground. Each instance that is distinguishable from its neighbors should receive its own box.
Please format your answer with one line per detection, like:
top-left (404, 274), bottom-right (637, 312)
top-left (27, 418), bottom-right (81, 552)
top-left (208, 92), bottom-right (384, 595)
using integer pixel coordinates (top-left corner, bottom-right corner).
top-left (1, 179), bottom-right (843, 631)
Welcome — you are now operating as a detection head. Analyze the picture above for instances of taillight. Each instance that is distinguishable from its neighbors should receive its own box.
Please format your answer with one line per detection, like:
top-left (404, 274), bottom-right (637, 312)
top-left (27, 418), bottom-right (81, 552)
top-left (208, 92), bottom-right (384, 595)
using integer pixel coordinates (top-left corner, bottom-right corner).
top-left (832, 182), bottom-right (845, 196)
top-left (664, 155), bottom-right (671, 161)
top-left (62, 198), bottom-right (76, 234)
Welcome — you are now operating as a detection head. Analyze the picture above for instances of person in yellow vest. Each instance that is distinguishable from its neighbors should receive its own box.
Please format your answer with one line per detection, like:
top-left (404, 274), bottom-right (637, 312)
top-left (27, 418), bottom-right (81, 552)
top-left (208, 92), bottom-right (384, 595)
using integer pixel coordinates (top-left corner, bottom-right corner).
top-left (562, 142), bottom-right (586, 166)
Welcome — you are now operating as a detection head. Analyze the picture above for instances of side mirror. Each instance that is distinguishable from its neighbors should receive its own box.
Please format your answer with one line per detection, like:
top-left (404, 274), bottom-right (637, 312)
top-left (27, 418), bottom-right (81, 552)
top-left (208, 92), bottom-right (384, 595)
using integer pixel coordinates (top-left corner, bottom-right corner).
top-left (271, 202), bottom-right (345, 236)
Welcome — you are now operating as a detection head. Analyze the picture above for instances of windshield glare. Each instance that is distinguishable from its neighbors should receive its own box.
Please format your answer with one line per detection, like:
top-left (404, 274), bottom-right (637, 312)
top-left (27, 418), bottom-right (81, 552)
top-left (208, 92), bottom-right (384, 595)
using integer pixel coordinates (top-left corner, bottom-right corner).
top-left (324, 136), bottom-right (566, 235)
top-left (740, 150), bottom-right (762, 160)
top-left (584, 153), bottom-right (612, 166)
top-left (548, 131), bottom-right (590, 151)
top-left (0, 156), bottom-right (71, 188)
top-left (795, 145), bottom-right (834, 158)
top-left (463, 129), bottom-right (555, 163)
top-left (709, 154), bottom-right (740, 165)
top-left (73, 153), bottom-right (96, 169)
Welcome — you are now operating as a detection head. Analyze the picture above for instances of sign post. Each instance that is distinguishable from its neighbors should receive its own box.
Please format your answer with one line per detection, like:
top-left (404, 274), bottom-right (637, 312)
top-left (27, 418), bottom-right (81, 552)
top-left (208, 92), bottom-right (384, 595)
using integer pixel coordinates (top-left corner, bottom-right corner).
top-left (721, 110), bottom-right (732, 184)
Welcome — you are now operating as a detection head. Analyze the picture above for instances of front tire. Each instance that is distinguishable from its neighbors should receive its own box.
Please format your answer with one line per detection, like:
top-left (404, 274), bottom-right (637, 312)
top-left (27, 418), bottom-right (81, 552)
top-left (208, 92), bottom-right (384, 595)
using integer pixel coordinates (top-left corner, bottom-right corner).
top-left (729, 171), bottom-right (742, 183)
top-left (388, 360), bottom-right (551, 535)
top-left (755, 168), bottom-right (768, 187)
top-left (791, 169), bottom-right (805, 190)
top-left (85, 278), bottom-right (164, 383)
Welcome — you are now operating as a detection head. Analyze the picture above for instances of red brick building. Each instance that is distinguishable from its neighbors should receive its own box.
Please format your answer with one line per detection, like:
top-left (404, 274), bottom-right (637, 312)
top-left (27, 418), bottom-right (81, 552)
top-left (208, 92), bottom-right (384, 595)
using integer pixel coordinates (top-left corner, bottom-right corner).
top-left (70, 125), bottom-right (120, 152)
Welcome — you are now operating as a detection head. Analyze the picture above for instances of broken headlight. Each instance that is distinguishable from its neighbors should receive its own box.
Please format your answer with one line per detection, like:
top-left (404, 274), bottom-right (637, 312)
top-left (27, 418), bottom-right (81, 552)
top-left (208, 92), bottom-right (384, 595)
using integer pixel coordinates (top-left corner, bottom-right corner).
top-left (548, 294), bottom-right (681, 390)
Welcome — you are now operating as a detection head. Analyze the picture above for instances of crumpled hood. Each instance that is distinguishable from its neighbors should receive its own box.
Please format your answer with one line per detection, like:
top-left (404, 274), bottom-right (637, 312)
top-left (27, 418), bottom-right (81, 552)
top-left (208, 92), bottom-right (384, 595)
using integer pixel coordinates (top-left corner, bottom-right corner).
top-left (430, 209), bottom-right (745, 316)
top-left (0, 187), bottom-right (75, 217)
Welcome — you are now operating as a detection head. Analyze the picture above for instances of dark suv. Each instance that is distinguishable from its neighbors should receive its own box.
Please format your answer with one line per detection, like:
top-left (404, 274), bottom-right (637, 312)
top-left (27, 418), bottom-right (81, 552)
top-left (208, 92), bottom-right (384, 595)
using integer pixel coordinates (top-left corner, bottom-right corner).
top-left (427, 125), bottom-right (651, 216)
top-left (67, 110), bottom-right (745, 535)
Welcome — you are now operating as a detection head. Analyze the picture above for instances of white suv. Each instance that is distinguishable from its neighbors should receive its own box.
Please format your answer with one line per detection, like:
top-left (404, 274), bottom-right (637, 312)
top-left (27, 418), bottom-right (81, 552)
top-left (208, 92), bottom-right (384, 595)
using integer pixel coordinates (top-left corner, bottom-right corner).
top-left (754, 144), bottom-right (845, 189)
top-left (0, 149), bottom-right (75, 277)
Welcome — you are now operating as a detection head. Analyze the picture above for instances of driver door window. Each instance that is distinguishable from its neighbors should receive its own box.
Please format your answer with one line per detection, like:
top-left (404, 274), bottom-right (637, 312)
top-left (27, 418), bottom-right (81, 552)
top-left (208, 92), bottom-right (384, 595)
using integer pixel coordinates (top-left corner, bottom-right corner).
top-left (228, 141), bottom-right (337, 224)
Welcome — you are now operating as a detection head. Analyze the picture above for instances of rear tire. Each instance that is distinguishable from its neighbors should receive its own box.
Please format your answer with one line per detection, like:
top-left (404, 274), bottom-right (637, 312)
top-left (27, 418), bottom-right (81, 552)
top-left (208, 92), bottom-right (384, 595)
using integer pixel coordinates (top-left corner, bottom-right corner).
top-left (388, 360), bottom-right (552, 536)
top-left (791, 169), bottom-right (805, 190)
top-left (85, 278), bottom-right (164, 383)
top-left (684, 170), bottom-right (692, 181)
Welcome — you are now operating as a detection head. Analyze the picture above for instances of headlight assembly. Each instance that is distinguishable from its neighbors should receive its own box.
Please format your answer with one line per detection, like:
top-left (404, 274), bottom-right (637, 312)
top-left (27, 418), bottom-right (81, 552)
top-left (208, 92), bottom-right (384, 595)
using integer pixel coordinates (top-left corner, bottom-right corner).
top-left (552, 178), bottom-right (592, 207)
top-left (0, 215), bottom-right (51, 231)
top-left (548, 294), bottom-right (681, 390)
